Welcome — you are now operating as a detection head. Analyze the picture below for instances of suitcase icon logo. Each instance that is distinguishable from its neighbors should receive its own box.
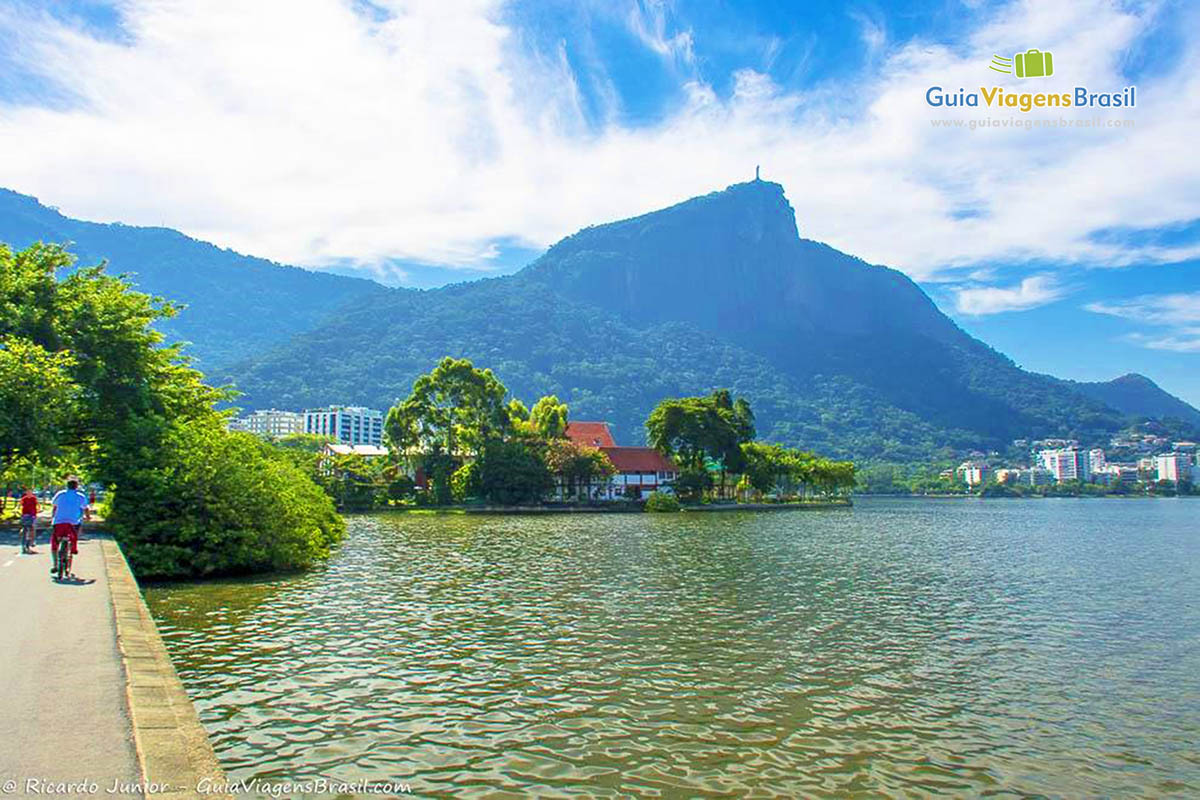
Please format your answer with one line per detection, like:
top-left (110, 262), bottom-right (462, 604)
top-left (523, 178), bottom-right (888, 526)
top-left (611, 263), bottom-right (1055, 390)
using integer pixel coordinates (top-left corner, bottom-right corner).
top-left (989, 49), bottom-right (1054, 78)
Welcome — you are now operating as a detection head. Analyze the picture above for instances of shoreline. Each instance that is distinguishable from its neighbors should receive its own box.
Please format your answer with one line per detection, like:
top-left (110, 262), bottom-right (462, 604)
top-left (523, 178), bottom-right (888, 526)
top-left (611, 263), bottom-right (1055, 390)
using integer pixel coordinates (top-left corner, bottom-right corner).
top-left (355, 500), bottom-right (852, 515)
top-left (854, 493), bottom-right (1196, 500)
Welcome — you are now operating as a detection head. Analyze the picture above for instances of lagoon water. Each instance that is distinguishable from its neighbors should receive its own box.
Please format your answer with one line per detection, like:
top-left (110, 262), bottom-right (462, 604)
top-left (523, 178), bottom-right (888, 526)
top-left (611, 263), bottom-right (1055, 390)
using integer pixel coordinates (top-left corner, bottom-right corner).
top-left (144, 498), bottom-right (1200, 797)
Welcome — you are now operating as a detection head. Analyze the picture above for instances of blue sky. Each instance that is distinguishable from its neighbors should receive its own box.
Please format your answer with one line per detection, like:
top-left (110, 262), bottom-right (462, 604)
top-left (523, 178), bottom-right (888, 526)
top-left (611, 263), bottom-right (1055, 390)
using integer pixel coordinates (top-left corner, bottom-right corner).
top-left (0, 0), bottom-right (1198, 404)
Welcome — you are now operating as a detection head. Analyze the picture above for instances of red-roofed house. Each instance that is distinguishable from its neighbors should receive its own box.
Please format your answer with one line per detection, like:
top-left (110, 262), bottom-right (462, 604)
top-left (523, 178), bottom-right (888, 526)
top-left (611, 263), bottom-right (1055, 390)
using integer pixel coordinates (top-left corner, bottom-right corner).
top-left (565, 421), bottom-right (617, 448)
top-left (552, 422), bottom-right (676, 496)
top-left (557, 420), bottom-right (678, 500)
top-left (599, 446), bottom-right (678, 500)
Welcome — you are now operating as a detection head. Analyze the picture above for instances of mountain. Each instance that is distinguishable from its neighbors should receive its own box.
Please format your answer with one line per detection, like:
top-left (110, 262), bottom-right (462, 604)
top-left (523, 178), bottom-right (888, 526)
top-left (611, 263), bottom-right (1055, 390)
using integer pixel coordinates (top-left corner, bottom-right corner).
top-left (0, 188), bottom-right (384, 369)
top-left (1072, 373), bottom-right (1200, 427)
top-left (7, 180), bottom-right (1195, 461)
top-left (218, 180), bottom-right (1197, 460)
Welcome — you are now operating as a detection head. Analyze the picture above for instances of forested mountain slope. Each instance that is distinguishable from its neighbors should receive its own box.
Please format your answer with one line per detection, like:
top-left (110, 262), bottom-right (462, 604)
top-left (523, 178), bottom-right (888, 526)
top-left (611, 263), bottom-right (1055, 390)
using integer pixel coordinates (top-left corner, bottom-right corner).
top-left (0, 188), bottom-right (384, 368)
top-left (223, 180), bottom-right (1196, 459)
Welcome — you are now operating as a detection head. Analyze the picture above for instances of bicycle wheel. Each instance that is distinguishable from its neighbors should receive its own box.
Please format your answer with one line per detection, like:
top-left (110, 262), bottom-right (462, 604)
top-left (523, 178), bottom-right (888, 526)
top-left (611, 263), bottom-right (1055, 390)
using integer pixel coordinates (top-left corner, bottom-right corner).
top-left (57, 538), bottom-right (70, 580)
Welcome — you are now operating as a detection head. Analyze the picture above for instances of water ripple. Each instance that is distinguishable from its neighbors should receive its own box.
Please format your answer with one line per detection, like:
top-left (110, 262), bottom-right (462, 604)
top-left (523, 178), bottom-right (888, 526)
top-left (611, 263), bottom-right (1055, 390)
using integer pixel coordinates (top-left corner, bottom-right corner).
top-left (144, 498), bottom-right (1200, 797)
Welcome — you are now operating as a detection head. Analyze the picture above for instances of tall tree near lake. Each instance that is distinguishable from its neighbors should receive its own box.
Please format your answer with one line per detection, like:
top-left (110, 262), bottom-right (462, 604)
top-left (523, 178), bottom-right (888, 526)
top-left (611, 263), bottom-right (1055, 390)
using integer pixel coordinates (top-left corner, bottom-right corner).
top-left (529, 394), bottom-right (570, 439)
top-left (0, 242), bottom-right (344, 578)
top-left (544, 439), bottom-right (615, 501)
top-left (0, 339), bottom-right (78, 476)
top-left (385, 357), bottom-right (512, 504)
top-left (384, 357), bottom-right (511, 459)
top-left (646, 389), bottom-right (756, 496)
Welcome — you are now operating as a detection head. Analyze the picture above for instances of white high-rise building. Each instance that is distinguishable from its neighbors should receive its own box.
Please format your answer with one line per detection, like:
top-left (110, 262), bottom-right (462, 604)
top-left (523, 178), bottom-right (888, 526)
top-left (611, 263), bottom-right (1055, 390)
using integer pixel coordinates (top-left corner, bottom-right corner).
top-left (305, 406), bottom-right (384, 446)
top-left (1156, 453), bottom-right (1193, 484)
top-left (1038, 448), bottom-right (1091, 483)
top-left (230, 409), bottom-right (305, 438)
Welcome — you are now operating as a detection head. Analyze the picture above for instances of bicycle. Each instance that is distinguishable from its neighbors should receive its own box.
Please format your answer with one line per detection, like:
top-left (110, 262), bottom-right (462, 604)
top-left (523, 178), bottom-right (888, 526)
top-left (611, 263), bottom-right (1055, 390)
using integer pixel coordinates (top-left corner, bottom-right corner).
top-left (19, 516), bottom-right (36, 554)
top-left (53, 530), bottom-right (73, 581)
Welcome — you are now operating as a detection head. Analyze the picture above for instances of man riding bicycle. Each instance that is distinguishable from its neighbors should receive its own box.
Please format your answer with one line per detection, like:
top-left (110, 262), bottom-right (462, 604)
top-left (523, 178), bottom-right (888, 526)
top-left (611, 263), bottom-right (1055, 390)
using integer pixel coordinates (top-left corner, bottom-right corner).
top-left (50, 477), bottom-right (90, 579)
top-left (19, 487), bottom-right (38, 554)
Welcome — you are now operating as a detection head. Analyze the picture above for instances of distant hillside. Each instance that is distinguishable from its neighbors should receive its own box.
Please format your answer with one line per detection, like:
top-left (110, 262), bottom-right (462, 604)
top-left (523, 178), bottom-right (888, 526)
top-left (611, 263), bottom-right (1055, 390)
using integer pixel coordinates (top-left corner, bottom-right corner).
top-left (1072, 373), bottom-right (1200, 427)
top-left (220, 180), bottom-right (1179, 461)
top-left (11, 181), bottom-right (1195, 461)
top-left (0, 188), bottom-right (384, 368)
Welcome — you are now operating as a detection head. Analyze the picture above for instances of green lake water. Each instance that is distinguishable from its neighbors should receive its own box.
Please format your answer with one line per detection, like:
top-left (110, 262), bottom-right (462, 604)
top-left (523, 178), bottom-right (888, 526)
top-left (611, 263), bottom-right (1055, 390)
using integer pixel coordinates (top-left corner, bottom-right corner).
top-left (144, 498), bottom-right (1200, 797)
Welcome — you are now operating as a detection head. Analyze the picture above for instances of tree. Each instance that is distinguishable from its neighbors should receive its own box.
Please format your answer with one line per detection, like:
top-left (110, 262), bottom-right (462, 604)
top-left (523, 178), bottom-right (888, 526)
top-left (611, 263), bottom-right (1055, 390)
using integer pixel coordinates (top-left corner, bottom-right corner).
top-left (384, 357), bottom-right (511, 459)
top-left (672, 466), bottom-right (713, 502)
top-left (740, 442), bottom-right (793, 496)
top-left (529, 395), bottom-right (570, 439)
top-left (0, 339), bottom-right (78, 474)
top-left (384, 357), bottom-right (512, 505)
top-left (544, 438), bottom-right (615, 501)
top-left (323, 451), bottom-right (384, 511)
top-left (1, 242), bottom-right (344, 578)
top-left (476, 439), bottom-right (553, 505)
top-left (451, 461), bottom-right (482, 502)
top-left (109, 421), bottom-right (344, 578)
top-left (646, 390), bottom-right (755, 498)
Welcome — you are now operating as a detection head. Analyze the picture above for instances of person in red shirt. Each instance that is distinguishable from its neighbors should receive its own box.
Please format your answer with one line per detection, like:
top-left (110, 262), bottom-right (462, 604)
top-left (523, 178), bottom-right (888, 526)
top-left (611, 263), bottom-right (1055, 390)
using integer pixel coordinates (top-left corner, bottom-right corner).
top-left (19, 488), bottom-right (38, 554)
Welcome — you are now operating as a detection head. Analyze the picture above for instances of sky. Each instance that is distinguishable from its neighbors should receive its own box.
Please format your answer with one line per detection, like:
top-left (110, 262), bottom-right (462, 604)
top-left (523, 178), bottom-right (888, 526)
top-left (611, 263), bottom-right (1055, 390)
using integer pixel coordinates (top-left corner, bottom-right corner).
top-left (0, 0), bottom-right (1198, 404)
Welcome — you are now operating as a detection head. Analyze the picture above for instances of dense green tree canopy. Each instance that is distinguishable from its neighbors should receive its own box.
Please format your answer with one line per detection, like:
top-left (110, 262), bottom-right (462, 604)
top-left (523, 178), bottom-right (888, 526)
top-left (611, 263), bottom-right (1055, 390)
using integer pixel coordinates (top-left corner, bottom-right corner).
top-left (544, 439), bottom-right (615, 500)
top-left (476, 439), bottom-right (553, 506)
top-left (529, 395), bottom-right (570, 439)
top-left (646, 390), bottom-right (755, 472)
top-left (385, 357), bottom-right (511, 458)
top-left (0, 242), bottom-right (343, 578)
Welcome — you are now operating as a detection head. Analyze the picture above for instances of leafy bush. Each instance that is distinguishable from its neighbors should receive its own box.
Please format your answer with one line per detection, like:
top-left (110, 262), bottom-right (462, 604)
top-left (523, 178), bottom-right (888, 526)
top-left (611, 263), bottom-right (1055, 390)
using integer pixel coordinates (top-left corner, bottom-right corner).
top-left (476, 439), bottom-right (552, 505)
top-left (672, 466), bottom-right (713, 501)
top-left (108, 422), bottom-right (345, 579)
top-left (644, 492), bottom-right (681, 513)
top-left (450, 461), bottom-right (481, 502)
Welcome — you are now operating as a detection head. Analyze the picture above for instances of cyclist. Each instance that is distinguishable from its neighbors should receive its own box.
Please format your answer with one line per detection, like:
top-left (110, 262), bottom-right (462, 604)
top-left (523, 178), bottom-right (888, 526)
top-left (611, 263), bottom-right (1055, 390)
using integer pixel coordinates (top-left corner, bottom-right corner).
top-left (19, 487), bottom-right (38, 554)
top-left (50, 477), bottom-right (90, 579)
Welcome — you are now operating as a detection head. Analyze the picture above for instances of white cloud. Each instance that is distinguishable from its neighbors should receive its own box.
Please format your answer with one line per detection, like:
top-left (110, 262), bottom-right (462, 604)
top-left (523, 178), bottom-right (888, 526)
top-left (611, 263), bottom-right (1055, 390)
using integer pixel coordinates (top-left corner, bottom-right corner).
top-left (1085, 292), bottom-right (1200, 325)
top-left (1086, 291), bottom-right (1200, 352)
top-left (0, 0), bottom-right (1197, 283)
top-left (954, 274), bottom-right (1067, 314)
top-left (1123, 329), bottom-right (1200, 353)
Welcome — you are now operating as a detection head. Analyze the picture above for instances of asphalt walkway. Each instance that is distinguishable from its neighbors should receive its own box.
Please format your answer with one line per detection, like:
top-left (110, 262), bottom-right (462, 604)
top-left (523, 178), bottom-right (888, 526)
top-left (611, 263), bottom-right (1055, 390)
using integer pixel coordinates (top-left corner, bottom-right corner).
top-left (0, 521), bottom-right (143, 798)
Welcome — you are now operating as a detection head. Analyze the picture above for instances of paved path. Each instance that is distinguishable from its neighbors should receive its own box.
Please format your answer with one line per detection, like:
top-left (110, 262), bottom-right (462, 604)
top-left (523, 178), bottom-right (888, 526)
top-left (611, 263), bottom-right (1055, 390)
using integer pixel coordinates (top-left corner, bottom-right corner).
top-left (0, 523), bottom-right (143, 798)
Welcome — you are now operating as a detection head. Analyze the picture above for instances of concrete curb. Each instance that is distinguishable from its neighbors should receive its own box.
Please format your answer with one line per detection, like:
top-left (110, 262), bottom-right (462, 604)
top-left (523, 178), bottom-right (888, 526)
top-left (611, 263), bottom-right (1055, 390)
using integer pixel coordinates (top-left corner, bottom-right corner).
top-left (100, 536), bottom-right (232, 800)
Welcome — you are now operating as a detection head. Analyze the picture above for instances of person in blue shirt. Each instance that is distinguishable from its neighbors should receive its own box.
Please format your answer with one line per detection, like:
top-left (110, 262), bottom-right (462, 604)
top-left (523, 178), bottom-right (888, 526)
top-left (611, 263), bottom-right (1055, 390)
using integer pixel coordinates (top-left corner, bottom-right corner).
top-left (50, 477), bottom-right (90, 578)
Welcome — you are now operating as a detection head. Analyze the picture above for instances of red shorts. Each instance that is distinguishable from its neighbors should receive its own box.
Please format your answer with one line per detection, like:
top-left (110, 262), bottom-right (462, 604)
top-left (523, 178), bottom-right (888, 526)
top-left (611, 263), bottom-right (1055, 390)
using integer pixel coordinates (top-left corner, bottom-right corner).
top-left (51, 523), bottom-right (79, 555)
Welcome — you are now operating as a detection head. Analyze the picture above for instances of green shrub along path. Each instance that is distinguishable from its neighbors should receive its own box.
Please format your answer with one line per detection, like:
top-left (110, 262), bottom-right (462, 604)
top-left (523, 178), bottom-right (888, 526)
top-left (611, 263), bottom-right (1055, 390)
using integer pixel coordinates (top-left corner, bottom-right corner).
top-left (0, 242), bottom-right (343, 579)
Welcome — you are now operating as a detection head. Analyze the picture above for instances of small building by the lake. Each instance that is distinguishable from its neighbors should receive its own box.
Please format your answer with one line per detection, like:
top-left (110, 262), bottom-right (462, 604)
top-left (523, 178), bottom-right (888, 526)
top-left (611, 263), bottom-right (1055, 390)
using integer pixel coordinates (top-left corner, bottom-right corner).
top-left (565, 421), bottom-right (678, 499)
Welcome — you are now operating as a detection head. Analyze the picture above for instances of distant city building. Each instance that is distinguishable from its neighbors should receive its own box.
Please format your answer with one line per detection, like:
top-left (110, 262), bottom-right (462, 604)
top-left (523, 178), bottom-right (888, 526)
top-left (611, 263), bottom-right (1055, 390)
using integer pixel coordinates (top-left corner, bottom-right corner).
top-left (1026, 467), bottom-right (1054, 486)
top-left (305, 406), bottom-right (384, 446)
top-left (1039, 448), bottom-right (1091, 483)
top-left (956, 461), bottom-right (989, 486)
top-left (995, 468), bottom-right (1020, 485)
top-left (1095, 464), bottom-right (1138, 486)
top-left (996, 467), bottom-right (1053, 486)
top-left (229, 408), bottom-right (304, 438)
top-left (1088, 448), bottom-right (1107, 474)
top-left (1156, 453), bottom-right (1193, 484)
top-left (1034, 438), bottom-right (1077, 451)
top-left (319, 443), bottom-right (388, 477)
